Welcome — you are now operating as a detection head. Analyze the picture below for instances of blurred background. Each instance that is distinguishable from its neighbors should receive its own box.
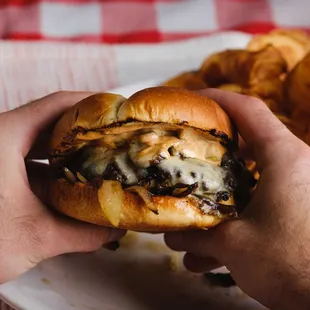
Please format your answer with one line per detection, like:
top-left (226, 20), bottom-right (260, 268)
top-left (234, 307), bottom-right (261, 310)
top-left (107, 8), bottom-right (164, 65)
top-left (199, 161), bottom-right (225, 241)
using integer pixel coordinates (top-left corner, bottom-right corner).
top-left (0, 0), bottom-right (307, 111)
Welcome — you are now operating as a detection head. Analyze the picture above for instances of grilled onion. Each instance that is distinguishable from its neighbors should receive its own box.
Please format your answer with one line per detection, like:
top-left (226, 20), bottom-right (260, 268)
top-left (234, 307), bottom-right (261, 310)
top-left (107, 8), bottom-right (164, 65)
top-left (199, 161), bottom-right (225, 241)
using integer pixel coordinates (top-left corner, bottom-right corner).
top-left (152, 182), bottom-right (198, 197)
top-left (77, 172), bottom-right (88, 184)
top-left (98, 181), bottom-right (124, 227)
top-left (126, 185), bottom-right (158, 214)
top-left (171, 183), bottom-right (198, 197)
top-left (63, 167), bottom-right (76, 184)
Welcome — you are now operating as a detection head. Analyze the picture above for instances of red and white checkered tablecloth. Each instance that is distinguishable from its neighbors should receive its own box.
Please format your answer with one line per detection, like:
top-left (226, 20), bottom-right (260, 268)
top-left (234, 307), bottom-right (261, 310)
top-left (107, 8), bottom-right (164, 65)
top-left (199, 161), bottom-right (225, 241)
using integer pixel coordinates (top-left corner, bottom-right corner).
top-left (0, 0), bottom-right (309, 43)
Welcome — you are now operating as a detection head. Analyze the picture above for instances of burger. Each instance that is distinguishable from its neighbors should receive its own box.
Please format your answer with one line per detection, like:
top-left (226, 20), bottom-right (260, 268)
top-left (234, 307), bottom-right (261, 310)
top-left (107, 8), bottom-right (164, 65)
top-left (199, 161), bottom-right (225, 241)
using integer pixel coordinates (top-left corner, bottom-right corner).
top-left (48, 87), bottom-right (255, 232)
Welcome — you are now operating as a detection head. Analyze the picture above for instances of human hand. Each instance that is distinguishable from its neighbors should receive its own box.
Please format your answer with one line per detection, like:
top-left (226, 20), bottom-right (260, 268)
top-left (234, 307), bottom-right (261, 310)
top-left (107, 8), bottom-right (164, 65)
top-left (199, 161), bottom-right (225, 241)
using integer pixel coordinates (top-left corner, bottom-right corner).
top-left (0, 91), bottom-right (125, 284)
top-left (165, 90), bottom-right (310, 310)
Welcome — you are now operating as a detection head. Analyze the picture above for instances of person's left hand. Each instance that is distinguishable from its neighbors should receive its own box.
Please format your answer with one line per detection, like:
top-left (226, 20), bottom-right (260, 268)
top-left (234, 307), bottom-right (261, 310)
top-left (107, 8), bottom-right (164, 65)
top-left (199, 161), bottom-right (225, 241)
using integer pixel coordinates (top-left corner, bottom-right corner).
top-left (0, 91), bottom-right (126, 284)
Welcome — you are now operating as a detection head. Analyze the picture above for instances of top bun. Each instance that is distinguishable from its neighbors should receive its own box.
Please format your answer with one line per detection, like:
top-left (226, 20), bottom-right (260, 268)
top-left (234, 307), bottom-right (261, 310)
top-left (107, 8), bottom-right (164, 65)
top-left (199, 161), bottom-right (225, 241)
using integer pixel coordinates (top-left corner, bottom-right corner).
top-left (51, 87), bottom-right (234, 156)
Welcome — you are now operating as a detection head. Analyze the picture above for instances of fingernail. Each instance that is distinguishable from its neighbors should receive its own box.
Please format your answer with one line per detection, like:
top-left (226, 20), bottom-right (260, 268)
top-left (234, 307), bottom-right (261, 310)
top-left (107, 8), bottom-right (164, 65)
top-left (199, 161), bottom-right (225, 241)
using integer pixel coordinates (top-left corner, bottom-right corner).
top-left (108, 229), bottom-right (127, 242)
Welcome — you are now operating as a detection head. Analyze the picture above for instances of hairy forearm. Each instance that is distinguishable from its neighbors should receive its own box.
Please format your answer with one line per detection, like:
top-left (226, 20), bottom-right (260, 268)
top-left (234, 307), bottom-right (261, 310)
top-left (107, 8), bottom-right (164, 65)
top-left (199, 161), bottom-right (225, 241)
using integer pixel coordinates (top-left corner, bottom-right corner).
top-left (266, 267), bottom-right (310, 310)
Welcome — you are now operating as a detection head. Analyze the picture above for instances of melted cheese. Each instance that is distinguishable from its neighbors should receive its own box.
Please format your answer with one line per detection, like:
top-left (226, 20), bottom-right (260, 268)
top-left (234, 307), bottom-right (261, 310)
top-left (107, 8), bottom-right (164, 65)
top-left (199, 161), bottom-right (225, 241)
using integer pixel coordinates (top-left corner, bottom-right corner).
top-left (79, 125), bottom-right (230, 195)
top-left (128, 132), bottom-right (180, 168)
top-left (81, 147), bottom-right (112, 176)
top-left (158, 157), bottom-right (228, 195)
top-left (81, 148), bottom-right (140, 184)
top-left (114, 153), bottom-right (139, 184)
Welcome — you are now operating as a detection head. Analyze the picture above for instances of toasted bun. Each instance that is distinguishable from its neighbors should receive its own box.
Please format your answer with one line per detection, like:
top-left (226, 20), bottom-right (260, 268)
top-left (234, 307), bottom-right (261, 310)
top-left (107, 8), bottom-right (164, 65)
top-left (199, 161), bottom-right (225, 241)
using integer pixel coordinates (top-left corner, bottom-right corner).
top-left (48, 87), bottom-right (236, 232)
top-left (51, 86), bottom-right (234, 156)
top-left (49, 179), bottom-right (229, 232)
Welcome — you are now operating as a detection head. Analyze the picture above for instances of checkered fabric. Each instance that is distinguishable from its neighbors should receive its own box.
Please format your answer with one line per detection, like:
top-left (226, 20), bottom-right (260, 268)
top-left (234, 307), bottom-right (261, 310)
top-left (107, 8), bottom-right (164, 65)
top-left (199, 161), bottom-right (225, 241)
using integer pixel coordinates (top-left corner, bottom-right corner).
top-left (0, 0), bottom-right (308, 43)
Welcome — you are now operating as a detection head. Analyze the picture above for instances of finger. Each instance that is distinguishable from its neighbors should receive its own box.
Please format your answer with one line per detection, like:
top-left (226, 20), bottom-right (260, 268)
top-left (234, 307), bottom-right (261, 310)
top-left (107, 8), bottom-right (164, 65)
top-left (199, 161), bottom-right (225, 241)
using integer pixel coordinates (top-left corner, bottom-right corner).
top-left (164, 230), bottom-right (221, 258)
top-left (198, 89), bottom-right (297, 166)
top-left (47, 216), bottom-right (126, 258)
top-left (11, 91), bottom-right (95, 157)
top-left (183, 253), bottom-right (222, 273)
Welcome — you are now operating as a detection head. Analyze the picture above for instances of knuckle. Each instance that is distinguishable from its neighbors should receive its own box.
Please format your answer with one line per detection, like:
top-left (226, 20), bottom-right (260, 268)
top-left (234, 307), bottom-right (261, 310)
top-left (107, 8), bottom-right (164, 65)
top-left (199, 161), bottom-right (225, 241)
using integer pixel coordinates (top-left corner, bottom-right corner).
top-left (51, 90), bottom-right (69, 98)
top-left (244, 95), bottom-right (265, 107)
top-left (53, 90), bottom-right (67, 96)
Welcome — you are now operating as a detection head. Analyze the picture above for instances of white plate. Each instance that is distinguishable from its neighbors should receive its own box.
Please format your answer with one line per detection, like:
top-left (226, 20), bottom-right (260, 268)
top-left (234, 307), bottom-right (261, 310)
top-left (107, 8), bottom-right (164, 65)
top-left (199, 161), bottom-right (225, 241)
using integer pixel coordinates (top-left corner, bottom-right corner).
top-left (0, 77), bottom-right (266, 310)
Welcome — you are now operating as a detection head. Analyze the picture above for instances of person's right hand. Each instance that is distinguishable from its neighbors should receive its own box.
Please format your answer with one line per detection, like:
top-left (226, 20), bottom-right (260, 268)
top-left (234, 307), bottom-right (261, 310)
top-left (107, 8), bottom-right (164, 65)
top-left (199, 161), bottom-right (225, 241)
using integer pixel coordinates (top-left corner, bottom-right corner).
top-left (165, 90), bottom-right (310, 310)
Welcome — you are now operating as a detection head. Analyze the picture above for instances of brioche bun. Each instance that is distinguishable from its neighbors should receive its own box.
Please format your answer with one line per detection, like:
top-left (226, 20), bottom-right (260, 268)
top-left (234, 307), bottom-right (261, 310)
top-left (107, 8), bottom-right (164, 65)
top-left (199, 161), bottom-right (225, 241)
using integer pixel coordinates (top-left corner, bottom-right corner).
top-left (48, 87), bottom-right (237, 232)
top-left (49, 179), bottom-right (226, 232)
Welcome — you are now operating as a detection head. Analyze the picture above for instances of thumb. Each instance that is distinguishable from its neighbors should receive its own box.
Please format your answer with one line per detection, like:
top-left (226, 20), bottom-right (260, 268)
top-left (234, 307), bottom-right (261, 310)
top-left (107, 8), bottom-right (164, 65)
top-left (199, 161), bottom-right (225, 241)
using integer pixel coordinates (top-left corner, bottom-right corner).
top-left (197, 89), bottom-right (296, 168)
top-left (164, 219), bottom-right (244, 265)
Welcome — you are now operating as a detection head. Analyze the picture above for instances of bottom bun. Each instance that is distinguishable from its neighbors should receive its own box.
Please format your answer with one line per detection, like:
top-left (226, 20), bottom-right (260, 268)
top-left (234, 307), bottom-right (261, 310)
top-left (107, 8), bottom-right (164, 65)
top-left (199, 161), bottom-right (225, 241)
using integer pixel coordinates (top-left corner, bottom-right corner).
top-left (48, 179), bottom-right (226, 232)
